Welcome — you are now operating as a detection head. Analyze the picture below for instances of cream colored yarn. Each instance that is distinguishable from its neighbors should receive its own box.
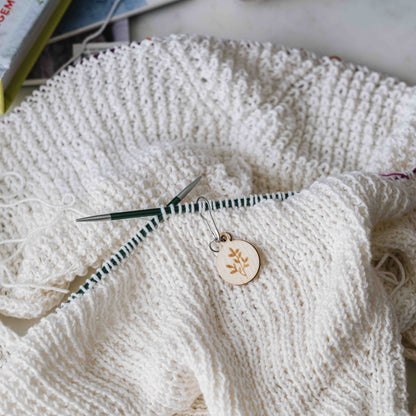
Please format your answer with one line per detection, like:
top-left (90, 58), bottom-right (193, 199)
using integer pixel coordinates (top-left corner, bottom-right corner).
top-left (0, 34), bottom-right (416, 415)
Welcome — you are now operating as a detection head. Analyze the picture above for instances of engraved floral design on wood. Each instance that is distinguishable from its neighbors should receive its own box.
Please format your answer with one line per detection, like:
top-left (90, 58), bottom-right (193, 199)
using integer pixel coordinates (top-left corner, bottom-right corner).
top-left (226, 247), bottom-right (250, 277)
top-left (216, 233), bottom-right (260, 285)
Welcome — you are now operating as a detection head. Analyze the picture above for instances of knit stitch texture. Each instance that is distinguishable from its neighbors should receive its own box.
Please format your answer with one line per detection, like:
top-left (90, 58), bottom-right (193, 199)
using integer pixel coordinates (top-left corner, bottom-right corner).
top-left (1, 34), bottom-right (416, 415)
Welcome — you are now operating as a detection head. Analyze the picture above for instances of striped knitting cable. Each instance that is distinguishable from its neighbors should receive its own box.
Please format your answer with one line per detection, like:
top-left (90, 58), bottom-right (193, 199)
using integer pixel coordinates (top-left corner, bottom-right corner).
top-left (63, 191), bottom-right (297, 306)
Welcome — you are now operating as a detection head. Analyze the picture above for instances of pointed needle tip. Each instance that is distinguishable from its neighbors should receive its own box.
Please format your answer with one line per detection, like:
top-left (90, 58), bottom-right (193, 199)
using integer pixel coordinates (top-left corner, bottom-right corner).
top-left (75, 214), bottom-right (112, 222)
top-left (75, 217), bottom-right (91, 222)
top-left (176, 175), bottom-right (203, 200)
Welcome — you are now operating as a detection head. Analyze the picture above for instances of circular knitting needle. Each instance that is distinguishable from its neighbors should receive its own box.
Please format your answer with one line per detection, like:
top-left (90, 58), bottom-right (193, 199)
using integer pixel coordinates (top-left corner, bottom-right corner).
top-left (75, 176), bottom-right (202, 222)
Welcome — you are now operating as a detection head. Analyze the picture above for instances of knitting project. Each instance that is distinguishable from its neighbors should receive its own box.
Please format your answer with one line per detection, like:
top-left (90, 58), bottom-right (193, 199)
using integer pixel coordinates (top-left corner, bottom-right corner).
top-left (1, 34), bottom-right (416, 415)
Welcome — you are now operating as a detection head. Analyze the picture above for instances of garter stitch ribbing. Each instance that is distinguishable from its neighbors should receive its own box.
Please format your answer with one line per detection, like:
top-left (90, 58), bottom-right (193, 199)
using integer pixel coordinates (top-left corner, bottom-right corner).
top-left (1, 34), bottom-right (416, 415)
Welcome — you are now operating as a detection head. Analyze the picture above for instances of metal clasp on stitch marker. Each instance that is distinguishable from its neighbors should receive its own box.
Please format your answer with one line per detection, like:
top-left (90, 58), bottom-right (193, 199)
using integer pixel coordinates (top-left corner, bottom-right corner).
top-left (197, 196), bottom-right (261, 285)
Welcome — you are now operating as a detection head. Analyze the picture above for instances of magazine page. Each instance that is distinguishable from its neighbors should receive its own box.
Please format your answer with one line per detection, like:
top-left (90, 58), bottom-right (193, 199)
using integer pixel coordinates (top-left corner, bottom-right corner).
top-left (50, 0), bottom-right (181, 41)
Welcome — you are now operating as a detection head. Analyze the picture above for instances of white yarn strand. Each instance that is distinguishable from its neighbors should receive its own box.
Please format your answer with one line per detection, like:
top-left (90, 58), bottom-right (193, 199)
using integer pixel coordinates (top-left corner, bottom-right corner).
top-left (374, 252), bottom-right (408, 297)
top-left (53, 0), bottom-right (123, 77)
top-left (0, 172), bottom-right (87, 296)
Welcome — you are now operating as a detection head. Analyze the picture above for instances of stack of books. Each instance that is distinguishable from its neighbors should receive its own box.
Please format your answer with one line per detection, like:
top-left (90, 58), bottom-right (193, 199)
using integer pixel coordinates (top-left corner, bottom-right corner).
top-left (0, 0), bottom-right (183, 113)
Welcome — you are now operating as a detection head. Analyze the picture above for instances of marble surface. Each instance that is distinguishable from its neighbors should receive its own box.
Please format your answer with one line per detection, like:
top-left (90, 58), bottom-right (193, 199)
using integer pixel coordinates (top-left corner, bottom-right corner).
top-left (131, 0), bottom-right (416, 85)
top-left (1, 0), bottom-right (416, 410)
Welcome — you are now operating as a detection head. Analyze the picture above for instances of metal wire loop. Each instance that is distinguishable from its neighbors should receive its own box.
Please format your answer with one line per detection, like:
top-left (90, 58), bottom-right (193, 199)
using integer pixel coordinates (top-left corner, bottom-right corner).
top-left (197, 196), bottom-right (221, 248)
top-left (209, 238), bottom-right (220, 253)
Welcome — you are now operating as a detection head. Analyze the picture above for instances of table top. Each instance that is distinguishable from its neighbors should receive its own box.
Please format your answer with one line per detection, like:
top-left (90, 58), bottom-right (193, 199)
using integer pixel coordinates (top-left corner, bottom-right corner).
top-left (2, 0), bottom-right (416, 410)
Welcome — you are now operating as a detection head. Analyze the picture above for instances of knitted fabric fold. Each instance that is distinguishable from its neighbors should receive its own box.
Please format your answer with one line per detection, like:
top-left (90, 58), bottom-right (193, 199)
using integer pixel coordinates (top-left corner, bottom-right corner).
top-left (1, 170), bottom-right (415, 415)
top-left (0, 34), bottom-right (416, 414)
top-left (1, 34), bottom-right (416, 320)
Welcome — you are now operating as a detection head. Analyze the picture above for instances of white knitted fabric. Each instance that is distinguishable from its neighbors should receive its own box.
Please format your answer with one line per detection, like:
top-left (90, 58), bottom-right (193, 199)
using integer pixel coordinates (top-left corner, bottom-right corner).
top-left (1, 34), bottom-right (416, 415)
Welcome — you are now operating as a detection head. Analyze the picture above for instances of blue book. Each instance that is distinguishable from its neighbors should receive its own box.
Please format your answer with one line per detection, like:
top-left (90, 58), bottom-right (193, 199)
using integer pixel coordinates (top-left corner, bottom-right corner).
top-left (50, 0), bottom-right (183, 42)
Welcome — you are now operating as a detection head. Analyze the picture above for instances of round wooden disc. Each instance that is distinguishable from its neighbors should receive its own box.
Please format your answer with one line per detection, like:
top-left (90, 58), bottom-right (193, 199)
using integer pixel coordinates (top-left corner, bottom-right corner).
top-left (215, 236), bottom-right (260, 285)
